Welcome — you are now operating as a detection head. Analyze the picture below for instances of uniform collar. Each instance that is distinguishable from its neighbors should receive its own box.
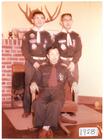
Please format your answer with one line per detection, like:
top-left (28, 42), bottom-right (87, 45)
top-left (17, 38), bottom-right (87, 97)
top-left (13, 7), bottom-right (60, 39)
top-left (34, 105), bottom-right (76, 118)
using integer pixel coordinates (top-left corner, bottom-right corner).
top-left (32, 26), bottom-right (44, 32)
top-left (48, 59), bottom-right (61, 67)
top-left (61, 28), bottom-right (72, 33)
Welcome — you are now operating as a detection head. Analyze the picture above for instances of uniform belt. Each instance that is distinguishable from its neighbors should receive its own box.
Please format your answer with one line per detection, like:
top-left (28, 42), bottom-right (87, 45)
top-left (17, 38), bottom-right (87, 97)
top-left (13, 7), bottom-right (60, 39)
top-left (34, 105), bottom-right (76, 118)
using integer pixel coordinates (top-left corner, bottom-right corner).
top-left (60, 56), bottom-right (73, 61)
top-left (32, 56), bottom-right (46, 60)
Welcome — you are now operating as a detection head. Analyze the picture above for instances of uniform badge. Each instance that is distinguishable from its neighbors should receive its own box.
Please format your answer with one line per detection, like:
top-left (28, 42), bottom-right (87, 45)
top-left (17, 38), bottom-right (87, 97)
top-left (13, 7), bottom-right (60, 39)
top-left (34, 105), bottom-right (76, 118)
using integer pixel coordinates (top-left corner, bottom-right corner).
top-left (43, 39), bottom-right (47, 48)
top-left (30, 33), bottom-right (35, 38)
top-left (44, 39), bottom-right (47, 44)
top-left (72, 39), bottom-right (76, 47)
top-left (23, 35), bottom-right (26, 40)
top-left (29, 39), bottom-right (36, 44)
top-left (43, 44), bottom-right (46, 49)
top-left (59, 73), bottom-right (64, 81)
top-left (32, 44), bottom-right (37, 50)
top-left (61, 44), bottom-right (66, 50)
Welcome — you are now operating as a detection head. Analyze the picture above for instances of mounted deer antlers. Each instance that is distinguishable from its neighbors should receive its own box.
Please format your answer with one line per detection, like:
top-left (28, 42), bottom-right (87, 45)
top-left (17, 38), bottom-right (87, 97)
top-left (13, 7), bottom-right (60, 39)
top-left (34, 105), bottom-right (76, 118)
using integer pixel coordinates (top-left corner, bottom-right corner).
top-left (18, 2), bottom-right (62, 24)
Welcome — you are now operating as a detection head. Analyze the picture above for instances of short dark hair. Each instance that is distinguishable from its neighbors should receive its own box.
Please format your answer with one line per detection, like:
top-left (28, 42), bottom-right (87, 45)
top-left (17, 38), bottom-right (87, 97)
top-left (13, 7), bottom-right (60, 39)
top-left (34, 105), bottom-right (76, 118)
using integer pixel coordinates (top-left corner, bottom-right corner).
top-left (31, 10), bottom-right (45, 19)
top-left (46, 42), bottom-right (59, 54)
top-left (61, 13), bottom-right (72, 21)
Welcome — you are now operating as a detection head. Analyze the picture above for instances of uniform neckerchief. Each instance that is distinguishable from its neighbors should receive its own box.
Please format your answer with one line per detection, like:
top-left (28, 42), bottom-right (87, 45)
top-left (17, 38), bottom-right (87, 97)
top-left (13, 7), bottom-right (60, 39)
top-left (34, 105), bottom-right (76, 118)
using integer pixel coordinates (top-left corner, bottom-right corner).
top-left (32, 26), bottom-right (44, 43)
top-left (61, 28), bottom-right (72, 46)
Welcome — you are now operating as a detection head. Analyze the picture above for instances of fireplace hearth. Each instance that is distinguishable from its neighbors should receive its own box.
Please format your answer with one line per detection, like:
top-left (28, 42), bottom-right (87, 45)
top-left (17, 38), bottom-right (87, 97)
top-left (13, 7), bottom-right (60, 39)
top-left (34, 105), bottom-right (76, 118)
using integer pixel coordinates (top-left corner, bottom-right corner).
top-left (12, 64), bottom-right (25, 107)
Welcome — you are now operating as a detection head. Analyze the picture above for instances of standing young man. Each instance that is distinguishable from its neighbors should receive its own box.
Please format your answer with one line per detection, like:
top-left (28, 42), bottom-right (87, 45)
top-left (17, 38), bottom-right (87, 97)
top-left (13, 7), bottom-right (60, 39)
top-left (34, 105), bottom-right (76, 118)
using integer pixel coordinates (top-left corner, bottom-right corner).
top-left (30, 45), bottom-right (76, 138)
top-left (22, 10), bottom-right (52, 117)
top-left (54, 13), bottom-right (82, 103)
top-left (55, 13), bottom-right (82, 82)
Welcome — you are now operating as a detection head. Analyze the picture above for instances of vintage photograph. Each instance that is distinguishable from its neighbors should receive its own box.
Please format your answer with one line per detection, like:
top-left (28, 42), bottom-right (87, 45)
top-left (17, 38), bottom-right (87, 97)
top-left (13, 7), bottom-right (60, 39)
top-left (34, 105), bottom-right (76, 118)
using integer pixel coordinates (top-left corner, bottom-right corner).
top-left (2, 1), bottom-right (102, 139)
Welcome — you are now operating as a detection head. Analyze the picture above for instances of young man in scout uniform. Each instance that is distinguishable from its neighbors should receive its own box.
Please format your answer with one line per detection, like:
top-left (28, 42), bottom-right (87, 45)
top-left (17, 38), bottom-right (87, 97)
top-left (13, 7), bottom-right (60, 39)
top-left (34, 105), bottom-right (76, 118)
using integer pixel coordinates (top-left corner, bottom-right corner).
top-left (55, 13), bottom-right (82, 103)
top-left (30, 45), bottom-right (77, 138)
top-left (22, 10), bottom-right (52, 117)
top-left (55, 13), bottom-right (82, 82)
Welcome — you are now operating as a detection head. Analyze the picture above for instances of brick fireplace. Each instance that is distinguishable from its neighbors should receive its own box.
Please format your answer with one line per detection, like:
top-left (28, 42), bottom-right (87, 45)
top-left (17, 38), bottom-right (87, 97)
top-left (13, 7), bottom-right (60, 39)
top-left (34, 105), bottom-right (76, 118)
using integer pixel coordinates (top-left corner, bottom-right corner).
top-left (2, 39), bottom-right (25, 106)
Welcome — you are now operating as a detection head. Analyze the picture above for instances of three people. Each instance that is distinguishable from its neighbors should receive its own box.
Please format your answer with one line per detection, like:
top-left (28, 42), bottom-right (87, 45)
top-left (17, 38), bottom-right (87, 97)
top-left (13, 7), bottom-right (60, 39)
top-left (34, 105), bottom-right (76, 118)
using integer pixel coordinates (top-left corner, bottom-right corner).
top-left (21, 11), bottom-right (82, 138)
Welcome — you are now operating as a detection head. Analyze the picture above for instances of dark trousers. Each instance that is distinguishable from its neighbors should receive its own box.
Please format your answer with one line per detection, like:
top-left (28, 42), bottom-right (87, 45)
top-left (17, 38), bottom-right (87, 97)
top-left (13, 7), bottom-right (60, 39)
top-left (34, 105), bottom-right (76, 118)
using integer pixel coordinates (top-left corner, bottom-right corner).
top-left (23, 61), bottom-right (35, 113)
top-left (32, 88), bottom-right (65, 128)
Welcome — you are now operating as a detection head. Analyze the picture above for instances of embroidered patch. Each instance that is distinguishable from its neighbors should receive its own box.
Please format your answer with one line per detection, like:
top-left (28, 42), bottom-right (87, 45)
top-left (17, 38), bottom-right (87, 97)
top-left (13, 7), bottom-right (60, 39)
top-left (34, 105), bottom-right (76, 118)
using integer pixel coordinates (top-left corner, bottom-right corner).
top-left (43, 44), bottom-right (46, 48)
top-left (29, 33), bottom-right (35, 38)
top-left (44, 39), bottom-right (47, 44)
top-left (59, 73), bottom-right (64, 81)
top-left (72, 39), bottom-right (76, 47)
top-left (29, 39), bottom-right (36, 44)
top-left (23, 35), bottom-right (26, 40)
top-left (31, 44), bottom-right (37, 50)
top-left (61, 44), bottom-right (66, 50)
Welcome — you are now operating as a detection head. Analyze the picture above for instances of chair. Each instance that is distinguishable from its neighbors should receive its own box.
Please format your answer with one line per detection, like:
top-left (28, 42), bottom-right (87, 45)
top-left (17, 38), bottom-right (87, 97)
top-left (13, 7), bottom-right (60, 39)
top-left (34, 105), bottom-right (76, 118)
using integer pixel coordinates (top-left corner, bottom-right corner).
top-left (59, 82), bottom-right (78, 135)
top-left (31, 82), bottom-right (78, 135)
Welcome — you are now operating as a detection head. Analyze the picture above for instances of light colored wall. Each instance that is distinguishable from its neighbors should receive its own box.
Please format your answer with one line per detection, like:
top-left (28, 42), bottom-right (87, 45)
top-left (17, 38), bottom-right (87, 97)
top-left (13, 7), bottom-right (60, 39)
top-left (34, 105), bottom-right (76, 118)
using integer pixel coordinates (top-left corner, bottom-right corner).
top-left (2, 1), bottom-right (102, 97)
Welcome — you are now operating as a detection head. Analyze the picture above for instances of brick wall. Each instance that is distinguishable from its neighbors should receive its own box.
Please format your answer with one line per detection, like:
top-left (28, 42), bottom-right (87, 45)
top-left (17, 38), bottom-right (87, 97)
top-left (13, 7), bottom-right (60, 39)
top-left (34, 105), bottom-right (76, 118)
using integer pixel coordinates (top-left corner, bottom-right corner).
top-left (2, 39), bottom-right (25, 103)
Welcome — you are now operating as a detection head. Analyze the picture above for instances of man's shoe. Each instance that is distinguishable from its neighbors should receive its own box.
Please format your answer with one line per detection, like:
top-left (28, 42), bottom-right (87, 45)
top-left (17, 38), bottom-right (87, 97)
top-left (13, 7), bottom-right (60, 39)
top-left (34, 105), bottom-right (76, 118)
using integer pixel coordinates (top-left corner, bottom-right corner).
top-left (47, 129), bottom-right (54, 138)
top-left (38, 129), bottom-right (47, 138)
top-left (61, 115), bottom-right (77, 124)
top-left (22, 112), bottom-right (31, 118)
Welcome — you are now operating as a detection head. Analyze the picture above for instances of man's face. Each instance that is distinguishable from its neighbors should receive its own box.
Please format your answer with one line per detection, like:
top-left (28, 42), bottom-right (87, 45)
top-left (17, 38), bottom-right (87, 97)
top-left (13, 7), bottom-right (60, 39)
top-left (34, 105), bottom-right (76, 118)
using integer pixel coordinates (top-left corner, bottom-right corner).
top-left (32, 14), bottom-right (45, 28)
top-left (47, 49), bottom-right (60, 65)
top-left (61, 15), bottom-right (72, 31)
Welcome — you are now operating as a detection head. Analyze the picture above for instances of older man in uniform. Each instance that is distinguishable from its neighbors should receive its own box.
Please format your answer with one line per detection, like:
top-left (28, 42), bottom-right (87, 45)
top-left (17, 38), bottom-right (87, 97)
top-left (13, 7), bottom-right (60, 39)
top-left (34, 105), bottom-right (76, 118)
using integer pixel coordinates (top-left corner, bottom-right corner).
top-left (30, 45), bottom-right (77, 138)
top-left (22, 10), bottom-right (52, 117)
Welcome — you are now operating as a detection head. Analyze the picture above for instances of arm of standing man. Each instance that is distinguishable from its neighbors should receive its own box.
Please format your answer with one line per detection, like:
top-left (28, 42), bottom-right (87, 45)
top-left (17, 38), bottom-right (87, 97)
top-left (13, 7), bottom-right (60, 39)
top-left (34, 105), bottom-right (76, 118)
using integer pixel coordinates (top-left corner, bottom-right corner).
top-left (21, 33), bottom-right (35, 65)
top-left (30, 68), bottom-right (42, 101)
top-left (68, 34), bottom-right (82, 72)
top-left (72, 34), bottom-right (82, 64)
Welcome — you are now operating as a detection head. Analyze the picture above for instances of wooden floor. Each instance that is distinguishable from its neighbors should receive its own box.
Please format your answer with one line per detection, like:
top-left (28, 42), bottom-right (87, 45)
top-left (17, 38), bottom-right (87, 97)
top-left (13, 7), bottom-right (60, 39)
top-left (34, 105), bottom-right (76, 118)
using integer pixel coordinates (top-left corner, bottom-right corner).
top-left (2, 104), bottom-right (102, 139)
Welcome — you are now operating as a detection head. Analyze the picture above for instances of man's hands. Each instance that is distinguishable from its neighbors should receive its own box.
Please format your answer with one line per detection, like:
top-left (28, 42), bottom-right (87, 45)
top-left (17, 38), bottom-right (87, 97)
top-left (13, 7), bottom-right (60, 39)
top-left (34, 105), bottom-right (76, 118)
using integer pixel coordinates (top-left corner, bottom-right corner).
top-left (30, 82), bottom-right (39, 93)
top-left (68, 62), bottom-right (75, 72)
top-left (30, 82), bottom-right (39, 101)
top-left (33, 62), bottom-right (40, 69)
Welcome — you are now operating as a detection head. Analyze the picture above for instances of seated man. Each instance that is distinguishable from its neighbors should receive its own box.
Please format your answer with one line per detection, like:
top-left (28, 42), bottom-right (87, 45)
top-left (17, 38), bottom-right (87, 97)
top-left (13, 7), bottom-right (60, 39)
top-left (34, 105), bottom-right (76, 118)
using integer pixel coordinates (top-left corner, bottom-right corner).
top-left (30, 44), bottom-right (77, 138)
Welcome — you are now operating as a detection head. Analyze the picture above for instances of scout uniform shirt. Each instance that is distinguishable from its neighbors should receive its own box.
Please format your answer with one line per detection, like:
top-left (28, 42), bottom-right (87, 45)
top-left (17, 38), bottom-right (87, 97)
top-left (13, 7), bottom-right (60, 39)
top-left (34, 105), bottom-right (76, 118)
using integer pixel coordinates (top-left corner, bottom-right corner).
top-left (22, 27), bottom-right (52, 65)
top-left (55, 29), bottom-right (82, 63)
